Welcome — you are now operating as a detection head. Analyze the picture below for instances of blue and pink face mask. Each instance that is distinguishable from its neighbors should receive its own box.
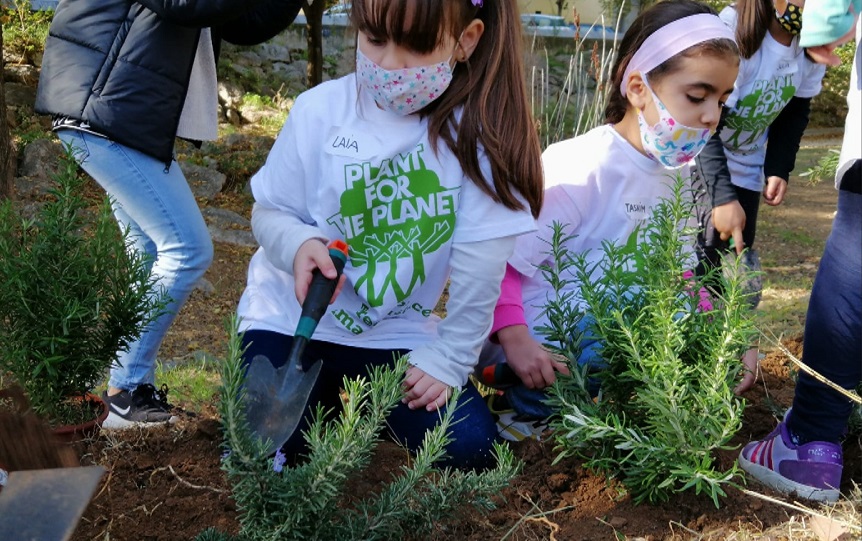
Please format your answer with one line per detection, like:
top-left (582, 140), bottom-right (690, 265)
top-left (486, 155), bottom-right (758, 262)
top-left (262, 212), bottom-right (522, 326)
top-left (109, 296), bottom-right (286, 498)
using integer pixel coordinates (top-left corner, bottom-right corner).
top-left (636, 76), bottom-right (714, 169)
top-left (619, 13), bottom-right (735, 169)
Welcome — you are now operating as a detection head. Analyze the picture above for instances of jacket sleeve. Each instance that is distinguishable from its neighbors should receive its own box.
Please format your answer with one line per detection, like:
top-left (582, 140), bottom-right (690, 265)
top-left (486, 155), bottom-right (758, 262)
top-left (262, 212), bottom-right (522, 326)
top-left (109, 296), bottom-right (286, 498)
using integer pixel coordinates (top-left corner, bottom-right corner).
top-left (407, 236), bottom-right (517, 388)
top-left (134, 0), bottom-right (264, 28)
top-left (218, 0), bottom-right (304, 45)
top-left (763, 97), bottom-right (812, 183)
top-left (489, 264), bottom-right (527, 341)
top-left (694, 107), bottom-right (737, 207)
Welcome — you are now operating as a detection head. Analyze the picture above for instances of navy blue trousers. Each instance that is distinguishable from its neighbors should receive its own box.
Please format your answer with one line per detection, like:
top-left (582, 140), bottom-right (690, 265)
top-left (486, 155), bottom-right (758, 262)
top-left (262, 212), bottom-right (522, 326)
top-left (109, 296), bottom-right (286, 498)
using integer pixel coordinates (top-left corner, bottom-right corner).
top-left (240, 330), bottom-right (499, 470)
top-left (790, 162), bottom-right (862, 443)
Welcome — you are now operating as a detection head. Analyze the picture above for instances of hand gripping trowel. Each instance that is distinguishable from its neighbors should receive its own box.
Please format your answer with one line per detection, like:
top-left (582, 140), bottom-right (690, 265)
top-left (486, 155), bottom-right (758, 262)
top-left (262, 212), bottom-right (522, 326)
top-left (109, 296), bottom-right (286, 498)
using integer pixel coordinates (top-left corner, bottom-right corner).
top-left (244, 240), bottom-right (349, 455)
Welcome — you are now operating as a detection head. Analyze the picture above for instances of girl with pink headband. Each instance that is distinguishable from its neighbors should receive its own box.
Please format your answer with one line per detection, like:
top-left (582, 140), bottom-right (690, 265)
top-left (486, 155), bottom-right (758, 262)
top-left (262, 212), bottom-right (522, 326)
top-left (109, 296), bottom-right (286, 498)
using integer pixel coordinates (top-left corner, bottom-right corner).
top-left (478, 0), bottom-right (741, 442)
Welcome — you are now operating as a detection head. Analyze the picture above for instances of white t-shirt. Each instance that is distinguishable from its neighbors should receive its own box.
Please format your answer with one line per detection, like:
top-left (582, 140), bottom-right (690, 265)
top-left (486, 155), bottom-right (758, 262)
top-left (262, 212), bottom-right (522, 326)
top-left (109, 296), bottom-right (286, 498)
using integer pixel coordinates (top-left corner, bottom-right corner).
top-left (509, 124), bottom-right (692, 333)
top-left (237, 74), bottom-right (536, 384)
top-left (837, 19), bottom-right (861, 187)
top-left (718, 7), bottom-right (826, 192)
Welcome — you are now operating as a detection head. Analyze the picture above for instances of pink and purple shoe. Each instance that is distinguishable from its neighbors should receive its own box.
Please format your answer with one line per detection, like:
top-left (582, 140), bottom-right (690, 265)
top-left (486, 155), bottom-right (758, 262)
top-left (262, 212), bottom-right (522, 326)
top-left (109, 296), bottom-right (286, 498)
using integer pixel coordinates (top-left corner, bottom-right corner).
top-left (738, 420), bottom-right (843, 503)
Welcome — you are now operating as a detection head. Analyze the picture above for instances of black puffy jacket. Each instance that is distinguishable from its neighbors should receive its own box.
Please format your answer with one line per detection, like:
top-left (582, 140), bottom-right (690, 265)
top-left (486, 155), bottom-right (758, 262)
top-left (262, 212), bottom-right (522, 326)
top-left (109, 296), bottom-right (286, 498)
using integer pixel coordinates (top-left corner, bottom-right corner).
top-left (35, 0), bottom-right (302, 164)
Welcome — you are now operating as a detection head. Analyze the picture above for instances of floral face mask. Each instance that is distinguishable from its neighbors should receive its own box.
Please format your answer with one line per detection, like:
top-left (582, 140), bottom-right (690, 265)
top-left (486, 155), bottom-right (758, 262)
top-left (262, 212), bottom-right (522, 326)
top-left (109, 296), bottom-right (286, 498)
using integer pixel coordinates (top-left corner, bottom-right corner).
top-left (636, 77), bottom-right (714, 169)
top-left (774, 2), bottom-right (803, 35)
top-left (356, 48), bottom-right (454, 115)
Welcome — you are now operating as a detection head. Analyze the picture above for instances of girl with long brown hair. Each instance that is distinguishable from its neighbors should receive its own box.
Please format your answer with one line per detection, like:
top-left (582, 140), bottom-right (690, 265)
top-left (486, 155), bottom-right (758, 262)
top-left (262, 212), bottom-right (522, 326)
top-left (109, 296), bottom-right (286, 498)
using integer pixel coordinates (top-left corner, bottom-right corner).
top-left (236, 0), bottom-right (543, 470)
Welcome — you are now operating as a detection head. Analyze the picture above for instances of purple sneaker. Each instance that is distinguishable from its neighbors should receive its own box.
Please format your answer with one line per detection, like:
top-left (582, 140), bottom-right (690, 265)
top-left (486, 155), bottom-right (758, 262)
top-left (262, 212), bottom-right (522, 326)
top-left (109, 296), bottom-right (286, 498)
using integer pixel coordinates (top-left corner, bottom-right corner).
top-left (739, 421), bottom-right (842, 503)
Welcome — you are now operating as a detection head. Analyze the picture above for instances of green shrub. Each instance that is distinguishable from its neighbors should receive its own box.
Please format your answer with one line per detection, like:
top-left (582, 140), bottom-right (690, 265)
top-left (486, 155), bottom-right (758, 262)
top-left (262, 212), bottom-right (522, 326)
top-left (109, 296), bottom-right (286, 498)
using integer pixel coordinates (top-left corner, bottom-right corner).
top-left (200, 318), bottom-right (520, 541)
top-left (800, 149), bottom-right (841, 186)
top-left (545, 175), bottom-right (756, 506)
top-left (0, 147), bottom-right (165, 424)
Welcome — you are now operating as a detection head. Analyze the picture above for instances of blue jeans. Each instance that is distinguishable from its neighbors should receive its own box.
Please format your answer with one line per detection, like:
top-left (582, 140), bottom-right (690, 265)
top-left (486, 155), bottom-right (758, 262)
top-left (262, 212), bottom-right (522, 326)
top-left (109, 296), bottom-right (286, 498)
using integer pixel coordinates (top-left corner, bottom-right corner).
top-left (790, 167), bottom-right (862, 443)
top-left (240, 330), bottom-right (500, 471)
top-left (58, 129), bottom-right (213, 390)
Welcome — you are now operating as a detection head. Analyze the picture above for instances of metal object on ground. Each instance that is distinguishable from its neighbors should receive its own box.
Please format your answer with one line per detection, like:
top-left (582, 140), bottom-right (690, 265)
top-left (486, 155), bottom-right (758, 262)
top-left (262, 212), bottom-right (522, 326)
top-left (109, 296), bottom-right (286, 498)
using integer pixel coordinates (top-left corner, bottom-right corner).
top-left (245, 240), bottom-right (348, 455)
top-left (0, 466), bottom-right (105, 541)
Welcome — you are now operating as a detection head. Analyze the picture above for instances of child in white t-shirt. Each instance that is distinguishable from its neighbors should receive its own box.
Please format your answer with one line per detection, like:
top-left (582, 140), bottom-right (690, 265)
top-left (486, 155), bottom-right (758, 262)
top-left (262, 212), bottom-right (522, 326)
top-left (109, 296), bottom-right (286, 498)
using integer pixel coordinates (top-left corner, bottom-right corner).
top-left (694, 0), bottom-right (827, 393)
top-left (236, 0), bottom-right (544, 470)
top-left (478, 0), bottom-right (740, 440)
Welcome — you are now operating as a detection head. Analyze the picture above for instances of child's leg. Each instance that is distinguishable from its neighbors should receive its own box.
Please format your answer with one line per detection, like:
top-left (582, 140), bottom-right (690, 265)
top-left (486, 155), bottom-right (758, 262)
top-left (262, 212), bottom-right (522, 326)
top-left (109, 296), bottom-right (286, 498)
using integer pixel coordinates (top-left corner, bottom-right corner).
top-left (241, 332), bottom-right (499, 470)
top-left (239, 330), bottom-right (345, 462)
top-left (736, 186), bottom-right (761, 250)
top-left (738, 165), bottom-right (861, 503)
top-left (789, 178), bottom-right (862, 443)
top-left (387, 382), bottom-right (499, 470)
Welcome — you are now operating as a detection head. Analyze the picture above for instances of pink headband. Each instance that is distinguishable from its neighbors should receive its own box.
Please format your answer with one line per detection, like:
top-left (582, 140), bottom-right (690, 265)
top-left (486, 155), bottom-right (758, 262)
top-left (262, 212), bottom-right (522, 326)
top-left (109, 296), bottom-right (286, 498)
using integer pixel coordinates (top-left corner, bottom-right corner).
top-left (620, 13), bottom-right (735, 96)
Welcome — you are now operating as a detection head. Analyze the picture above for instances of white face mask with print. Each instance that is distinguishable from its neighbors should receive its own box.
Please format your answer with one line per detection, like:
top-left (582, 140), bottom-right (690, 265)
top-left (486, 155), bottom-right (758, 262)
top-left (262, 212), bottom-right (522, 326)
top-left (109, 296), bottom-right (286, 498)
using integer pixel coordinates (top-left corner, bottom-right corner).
top-left (637, 77), bottom-right (714, 169)
top-left (356, 48), bottom-right (454, 115)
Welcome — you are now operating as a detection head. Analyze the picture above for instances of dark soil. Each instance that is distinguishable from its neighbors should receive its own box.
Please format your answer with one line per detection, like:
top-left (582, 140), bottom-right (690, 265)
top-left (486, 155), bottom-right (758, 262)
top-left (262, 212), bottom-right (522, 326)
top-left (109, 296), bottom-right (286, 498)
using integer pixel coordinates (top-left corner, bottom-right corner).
top-left (61, 339), bottom-right (860, 541)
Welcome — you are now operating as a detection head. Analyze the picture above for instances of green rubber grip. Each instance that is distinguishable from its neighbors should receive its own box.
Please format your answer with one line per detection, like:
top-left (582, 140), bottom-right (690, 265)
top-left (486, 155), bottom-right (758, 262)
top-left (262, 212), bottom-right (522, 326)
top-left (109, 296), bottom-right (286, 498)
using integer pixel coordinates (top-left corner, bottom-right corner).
top-left (295, 240), bottom-right (349, 340)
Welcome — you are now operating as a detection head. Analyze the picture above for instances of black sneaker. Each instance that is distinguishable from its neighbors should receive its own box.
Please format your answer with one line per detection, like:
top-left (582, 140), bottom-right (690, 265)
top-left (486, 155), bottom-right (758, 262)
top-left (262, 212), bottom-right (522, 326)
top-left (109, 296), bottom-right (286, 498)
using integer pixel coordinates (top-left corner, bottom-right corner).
top-left (102, 384), bottom-right (178, 430)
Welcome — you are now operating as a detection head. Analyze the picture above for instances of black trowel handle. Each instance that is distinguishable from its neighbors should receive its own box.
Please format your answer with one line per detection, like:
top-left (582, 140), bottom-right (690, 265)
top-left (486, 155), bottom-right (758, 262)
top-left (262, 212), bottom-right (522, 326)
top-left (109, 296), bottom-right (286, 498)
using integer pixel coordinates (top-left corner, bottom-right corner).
top-left (288, 240), bottom-right (349, 370)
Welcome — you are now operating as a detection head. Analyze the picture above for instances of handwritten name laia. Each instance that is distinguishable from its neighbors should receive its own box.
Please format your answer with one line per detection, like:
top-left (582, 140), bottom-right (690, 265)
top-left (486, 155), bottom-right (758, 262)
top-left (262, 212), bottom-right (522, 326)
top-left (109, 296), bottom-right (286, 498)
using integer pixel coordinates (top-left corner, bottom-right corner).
top-left (332, 136), bottom-right (359, 153)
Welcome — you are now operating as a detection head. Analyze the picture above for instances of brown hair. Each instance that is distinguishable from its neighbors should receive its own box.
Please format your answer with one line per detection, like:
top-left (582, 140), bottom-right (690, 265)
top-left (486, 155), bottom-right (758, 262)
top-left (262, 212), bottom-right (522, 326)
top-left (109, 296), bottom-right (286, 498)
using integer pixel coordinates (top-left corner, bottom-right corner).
top-left (351, 0), bottom-right (543, 218)
top-left (733, 0), bottom-right (773, 59)
top-left (605, 0), bottom-right (739, 124)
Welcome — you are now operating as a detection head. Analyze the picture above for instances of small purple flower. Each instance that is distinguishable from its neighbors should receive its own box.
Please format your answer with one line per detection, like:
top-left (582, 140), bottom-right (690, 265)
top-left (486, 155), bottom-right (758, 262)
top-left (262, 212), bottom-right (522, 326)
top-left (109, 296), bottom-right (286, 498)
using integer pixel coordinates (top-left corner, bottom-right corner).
top-left (471, 0), bottom-right (483, 7)
top-left (272, 449), bottom-right (287, 473)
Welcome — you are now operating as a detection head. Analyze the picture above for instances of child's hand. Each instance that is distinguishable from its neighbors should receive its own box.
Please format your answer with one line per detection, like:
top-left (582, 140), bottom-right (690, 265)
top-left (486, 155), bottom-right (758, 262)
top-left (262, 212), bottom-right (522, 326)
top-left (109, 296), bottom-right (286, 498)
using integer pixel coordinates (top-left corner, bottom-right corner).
top-left (734, 347), bottom-right (759, 394)
top-left (763, 176), bottom-right (788, 206)
top-left (712, 201), bottom-right (746, 254)
top-left (497, 325), bottom-right (569, 389)
top-left (293, 239), bottom-right (347, 305)
top-left (402, 366), bottom-right (451, 411)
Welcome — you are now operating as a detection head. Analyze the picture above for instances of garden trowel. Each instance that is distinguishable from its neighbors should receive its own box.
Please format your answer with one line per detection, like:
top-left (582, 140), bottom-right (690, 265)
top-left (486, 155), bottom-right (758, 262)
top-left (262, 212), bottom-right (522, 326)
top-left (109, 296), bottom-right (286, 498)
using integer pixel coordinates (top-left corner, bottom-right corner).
top-left (0, 466), bottom-right (105, 541)
top-left (244, 240), bottom-right (349, 455)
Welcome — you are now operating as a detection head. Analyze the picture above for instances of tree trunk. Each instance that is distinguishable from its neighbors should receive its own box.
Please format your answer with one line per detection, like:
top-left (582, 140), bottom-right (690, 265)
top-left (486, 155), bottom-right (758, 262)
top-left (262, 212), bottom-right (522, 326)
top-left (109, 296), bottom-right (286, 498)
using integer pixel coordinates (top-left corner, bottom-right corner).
top-left (0, 26), bottom-right (16, 201)
top-left (305, 0), bottom-right (325, 88)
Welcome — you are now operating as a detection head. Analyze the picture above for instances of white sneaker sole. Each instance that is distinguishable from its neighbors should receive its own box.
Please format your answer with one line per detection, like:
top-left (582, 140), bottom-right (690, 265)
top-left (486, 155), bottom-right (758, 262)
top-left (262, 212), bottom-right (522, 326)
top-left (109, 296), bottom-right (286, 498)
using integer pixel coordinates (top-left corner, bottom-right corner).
top-left (102, 411), bottom-right (178, 430)
top-left (738, 453), bottom-right (840, 503)
top-left (494, 412), bottom-right (548, 442)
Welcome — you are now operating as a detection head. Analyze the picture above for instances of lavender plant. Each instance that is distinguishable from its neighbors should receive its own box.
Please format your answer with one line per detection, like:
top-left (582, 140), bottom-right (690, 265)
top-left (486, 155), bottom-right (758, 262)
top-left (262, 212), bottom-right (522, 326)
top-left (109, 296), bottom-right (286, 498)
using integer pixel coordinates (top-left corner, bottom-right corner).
top-left (198, 317), bottom-right (520, 541)
top-left (544, 175), bottom-right (756, 506)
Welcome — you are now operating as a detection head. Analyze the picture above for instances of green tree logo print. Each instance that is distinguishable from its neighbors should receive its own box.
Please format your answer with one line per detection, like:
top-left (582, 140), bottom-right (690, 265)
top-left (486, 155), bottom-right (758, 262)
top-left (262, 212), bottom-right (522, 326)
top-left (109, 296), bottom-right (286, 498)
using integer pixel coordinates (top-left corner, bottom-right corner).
top-left (327, 144), bottom-right (458, 307)
top-left (724, 76), bottom-right (797, 150)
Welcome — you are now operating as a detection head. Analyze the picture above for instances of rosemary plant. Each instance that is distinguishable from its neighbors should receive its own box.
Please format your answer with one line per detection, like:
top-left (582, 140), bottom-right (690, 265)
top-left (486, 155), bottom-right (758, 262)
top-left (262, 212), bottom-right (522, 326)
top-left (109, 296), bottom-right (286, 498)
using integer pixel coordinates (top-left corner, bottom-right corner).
top-left (199, 317), bottom-right (521, 541)
top-left (0, 146), bottom-right (164, 424)
top-left (545, 175), bottom-right (756, 506)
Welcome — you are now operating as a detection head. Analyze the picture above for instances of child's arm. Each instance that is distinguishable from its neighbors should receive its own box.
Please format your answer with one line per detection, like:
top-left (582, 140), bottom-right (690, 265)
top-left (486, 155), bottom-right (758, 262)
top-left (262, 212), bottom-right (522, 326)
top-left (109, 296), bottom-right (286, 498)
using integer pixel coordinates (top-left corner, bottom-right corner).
top-left (402, 236), bottom-right (516, 411)
top-left (695, 109), bottom-right (746, 253)
top-left (251, 203), bottom-right (328, 277)
top-left (762, 96), bottom-right (813, 206)
top-left (489, 264), bottom-right (528, 338)
top-left (249, 101), bottom-right (327, 284)
top-left (491, 264), bottom-right (569, 389)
